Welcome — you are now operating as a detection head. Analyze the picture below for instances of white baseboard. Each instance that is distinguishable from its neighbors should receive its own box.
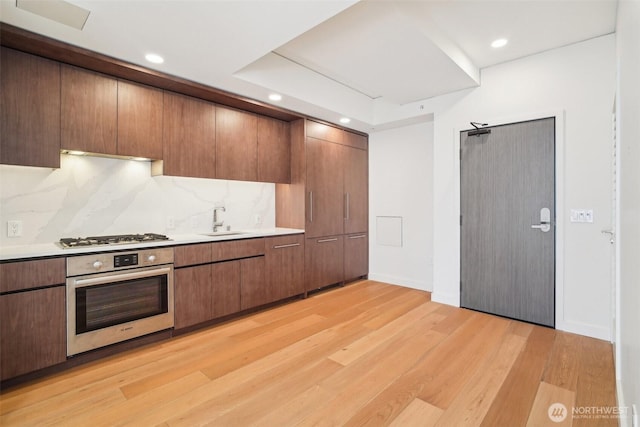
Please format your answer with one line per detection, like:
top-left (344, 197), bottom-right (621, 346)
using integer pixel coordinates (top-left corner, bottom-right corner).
top-left (367, 273), bottom-right (430, 292)
top-left (557, 319), bottom-right (611, 341)
top-left (431, 291), bottom-right (460, 307)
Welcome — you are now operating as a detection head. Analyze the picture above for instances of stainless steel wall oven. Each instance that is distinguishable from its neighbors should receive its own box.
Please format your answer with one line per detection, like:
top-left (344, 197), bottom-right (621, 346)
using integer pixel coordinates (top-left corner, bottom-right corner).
top-left (66, 247), bottom-right (174, 356)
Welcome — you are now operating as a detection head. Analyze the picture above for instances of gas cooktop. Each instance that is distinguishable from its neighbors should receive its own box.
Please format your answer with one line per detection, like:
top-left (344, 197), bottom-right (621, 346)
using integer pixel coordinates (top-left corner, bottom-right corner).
top-left (58, 233), bottom-right (170, 249)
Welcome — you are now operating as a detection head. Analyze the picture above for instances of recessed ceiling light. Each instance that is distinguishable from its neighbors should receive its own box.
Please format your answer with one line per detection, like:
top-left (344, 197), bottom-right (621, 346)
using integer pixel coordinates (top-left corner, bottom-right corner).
top-left (340, 117), bottom-right (351, 124)
top-left (145, 53), bottom-right (164, 64)
top-left (131, 157), bottom-right (150, 162)
top-left (491, 38), bottom-right (508, 48)
top-left (268, 93), bottom-right (282, 101)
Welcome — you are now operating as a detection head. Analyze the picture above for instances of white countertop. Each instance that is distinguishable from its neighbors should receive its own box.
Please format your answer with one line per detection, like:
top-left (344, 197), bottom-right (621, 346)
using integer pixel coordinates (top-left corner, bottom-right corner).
top-left (0, 228), bottom-right (305, 261)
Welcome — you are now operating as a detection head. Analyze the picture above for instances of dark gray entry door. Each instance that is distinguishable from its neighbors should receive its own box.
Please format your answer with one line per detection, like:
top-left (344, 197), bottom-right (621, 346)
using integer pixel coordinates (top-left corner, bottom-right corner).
top-left (460, 118), bottom-right (555, 327)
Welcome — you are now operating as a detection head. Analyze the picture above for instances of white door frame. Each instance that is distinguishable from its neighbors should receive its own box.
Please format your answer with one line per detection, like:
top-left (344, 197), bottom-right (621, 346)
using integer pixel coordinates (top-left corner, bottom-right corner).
top-left (453, 109), bottom-right (567, 330)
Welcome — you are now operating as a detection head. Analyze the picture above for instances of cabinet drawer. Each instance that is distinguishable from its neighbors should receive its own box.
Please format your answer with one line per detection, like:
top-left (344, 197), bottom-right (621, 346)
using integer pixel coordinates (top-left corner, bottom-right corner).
top-left (211, 238), bottom-right (265, 262)
top-left (0, 258), bottom-right (66, 293)
top-left (174, 243), bottom-right (212, 267)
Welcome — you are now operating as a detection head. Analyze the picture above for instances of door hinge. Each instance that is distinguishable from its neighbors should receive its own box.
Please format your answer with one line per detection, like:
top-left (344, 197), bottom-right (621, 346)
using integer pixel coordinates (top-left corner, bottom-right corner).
top-left (460, 215), bottom-right (463, 226)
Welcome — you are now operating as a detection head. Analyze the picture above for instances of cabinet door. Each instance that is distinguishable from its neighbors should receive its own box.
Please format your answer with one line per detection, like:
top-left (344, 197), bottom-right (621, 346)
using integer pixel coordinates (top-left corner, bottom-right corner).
top-left (257, 116), bottom-right (290, 183)
top-left (344, 146), bottom-right (368, 234)
top-left (0, 47), bottom-right (60, 168)
top-left (162, 92), bottom-right (216, 178)
top-left (305, 236), bottom-right (344, 291)
top-left (1, 287), bottom-right (66, 380)
top-left (117, 80), bottom-right (163, 159)
top-left (211, 261), bottom-right (241, 318)
top-left (216, 106), bottom-right (258, 181)
top-left (61, 65), bottom-right (117, 154)
top-left (174, 265), bottom-right (212, 329)
top-left (265, 235), bottom-right (305, 301)
top-left (306, 138), bottom-right (344, 238)
top-left (239, 256), bottom-right (268, 310)
top-left (344, 233), bottom-right (368, 282)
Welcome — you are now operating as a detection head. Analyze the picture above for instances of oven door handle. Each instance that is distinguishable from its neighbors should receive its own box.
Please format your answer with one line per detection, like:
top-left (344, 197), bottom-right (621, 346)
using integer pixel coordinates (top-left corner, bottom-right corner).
top-left (72, 266), bottom-right (173, 288)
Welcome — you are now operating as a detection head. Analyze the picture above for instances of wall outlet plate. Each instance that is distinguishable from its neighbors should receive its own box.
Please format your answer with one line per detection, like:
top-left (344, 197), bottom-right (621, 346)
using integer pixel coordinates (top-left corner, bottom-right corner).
top-left (7, 220), bottom-right (22, 237)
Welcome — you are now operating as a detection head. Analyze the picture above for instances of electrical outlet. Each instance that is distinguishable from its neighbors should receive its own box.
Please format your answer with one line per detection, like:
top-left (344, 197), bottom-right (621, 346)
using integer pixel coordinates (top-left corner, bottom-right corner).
top-left (166, 216), bottom-right (175, 230)
top-left (254, 214), bottom-right (262, 225)
top-left (7, 220), bottom-right (22, 237)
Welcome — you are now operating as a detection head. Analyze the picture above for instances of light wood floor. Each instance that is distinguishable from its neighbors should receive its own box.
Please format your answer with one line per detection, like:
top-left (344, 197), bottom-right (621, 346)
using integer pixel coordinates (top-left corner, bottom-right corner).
top-left (0, 280), bottom-right (617, 426)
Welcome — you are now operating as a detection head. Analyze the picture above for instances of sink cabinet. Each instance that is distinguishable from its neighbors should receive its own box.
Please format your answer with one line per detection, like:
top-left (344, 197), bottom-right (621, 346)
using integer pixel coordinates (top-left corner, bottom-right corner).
top-left (173, 239), bottom-right (267, 329)
top-left (0, 258), bottom-right (66, 381)
top-left (0, 47), bottom-right (61, 168)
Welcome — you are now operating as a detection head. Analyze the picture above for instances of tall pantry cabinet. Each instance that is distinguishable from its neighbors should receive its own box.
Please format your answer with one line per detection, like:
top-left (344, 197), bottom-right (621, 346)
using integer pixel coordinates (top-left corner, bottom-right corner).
top-left (276, 119), bottom-right (368, 293)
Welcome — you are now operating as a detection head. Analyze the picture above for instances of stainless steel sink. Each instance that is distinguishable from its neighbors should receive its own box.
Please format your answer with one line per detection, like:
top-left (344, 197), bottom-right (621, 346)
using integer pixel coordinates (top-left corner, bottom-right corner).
top-left (200, 231), bottom-right (247, 237)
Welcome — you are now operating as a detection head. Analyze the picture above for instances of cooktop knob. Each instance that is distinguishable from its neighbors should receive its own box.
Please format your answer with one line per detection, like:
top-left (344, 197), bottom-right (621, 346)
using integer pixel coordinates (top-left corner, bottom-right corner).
top-left (147, 255), bottom-right (157, 262)
top-left (93, 260), bottom-right (103, 270)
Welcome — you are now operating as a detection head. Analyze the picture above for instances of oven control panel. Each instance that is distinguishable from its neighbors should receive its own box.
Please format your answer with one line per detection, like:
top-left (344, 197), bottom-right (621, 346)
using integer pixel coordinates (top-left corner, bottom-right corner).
top-left (114, 253), bottom-right (138, 268)
top-left (67, 247), bottom-right (174, 276)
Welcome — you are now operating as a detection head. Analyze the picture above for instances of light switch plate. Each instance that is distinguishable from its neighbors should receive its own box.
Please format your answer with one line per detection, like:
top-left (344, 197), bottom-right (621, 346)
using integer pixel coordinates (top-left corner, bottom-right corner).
top-left (570, 209), bottom-right (594, 223)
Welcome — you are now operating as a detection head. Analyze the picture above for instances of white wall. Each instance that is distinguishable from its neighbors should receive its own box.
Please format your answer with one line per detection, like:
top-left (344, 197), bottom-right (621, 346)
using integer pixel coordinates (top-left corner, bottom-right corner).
top-left (369, 122), bottom-right (434, 291)
top-left (432, 34), bottom-right (616, 340)
top-left (0, 154), bottom-right (275, 246)
top-left (616, 0), bottom-right (640, 423)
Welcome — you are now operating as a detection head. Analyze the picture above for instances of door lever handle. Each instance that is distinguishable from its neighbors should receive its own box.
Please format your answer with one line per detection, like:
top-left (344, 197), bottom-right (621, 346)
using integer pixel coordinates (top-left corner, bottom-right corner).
top-left (531, 208), bottom-right (551, 232)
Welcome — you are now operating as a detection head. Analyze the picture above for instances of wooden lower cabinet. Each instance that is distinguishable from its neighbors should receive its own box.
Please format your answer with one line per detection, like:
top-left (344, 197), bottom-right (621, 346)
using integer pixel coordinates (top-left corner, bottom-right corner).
top-left (239, 256), bottom-right (267, 310)
top-left (174, 261), bottom-right (242, 329)
top-left (0, 287), bottom-right (66, 380)
top-left (265, 235), bottom-right (305, 301)
top-left (174, 264), bottom-right (212, 329)
top-left (305, 236), bottom-right (344, 291)
top-left (344, 233), bottom-right (368, 282)
top-left (211, 261), bottom-right (241, 318)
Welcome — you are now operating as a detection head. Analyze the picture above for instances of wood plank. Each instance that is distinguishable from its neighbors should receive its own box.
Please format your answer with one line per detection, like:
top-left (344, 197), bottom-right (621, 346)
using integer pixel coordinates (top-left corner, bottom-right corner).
top-left (526, 381), bottom-right (575, 427)
top-left (543, 331), bottom-right (582, 391)
top-left (433, 332), bottom-right (526, 427)
top-left (573, 337), bottom-right (617, 427)
top-left (480, 326), bottom-right (556, 427)
top-left (390, 399), bottom-right (443, 427)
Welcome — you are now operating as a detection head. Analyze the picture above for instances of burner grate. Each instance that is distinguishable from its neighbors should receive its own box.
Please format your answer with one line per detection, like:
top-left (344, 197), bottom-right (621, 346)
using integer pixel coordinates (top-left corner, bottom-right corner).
top-left (59, 233), bottom-right (170, 248)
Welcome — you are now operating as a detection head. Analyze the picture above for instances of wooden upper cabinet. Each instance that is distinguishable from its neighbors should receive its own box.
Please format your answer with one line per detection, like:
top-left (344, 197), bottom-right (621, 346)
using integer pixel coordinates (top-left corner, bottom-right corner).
top-left (344, 146), bottom-right (368, 234)
top-left (61, 65), bottom-right (117, 155)
top-left (216, 106), bottom-right (257, 182)
top-left (257, 116), bottom-right (290, 183)
top-left (0, 47), bottom-right (60, 168)
top-left (306, 120), bottom-right (343, 144)
top-left (117, 80), bottom-right (163, 159)
top-left (306, 137), bottom-right (345, 238)
top-left (342, 131), bottom-right (368, 150)
top-left (161, 92), bottom-right (216, 178)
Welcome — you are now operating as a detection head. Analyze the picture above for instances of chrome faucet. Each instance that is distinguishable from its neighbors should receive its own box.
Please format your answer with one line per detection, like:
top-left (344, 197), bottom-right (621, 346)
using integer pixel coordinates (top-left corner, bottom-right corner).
top-left (213, 206), bottom-right (226, 232)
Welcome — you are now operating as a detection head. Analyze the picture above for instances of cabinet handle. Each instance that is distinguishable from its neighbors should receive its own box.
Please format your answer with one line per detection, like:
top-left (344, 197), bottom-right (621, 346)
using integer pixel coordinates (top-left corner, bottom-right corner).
top-left (317, 238), bottom-right (338, 243)
top-left (348, 234), bottom-right (366, 239)
top-left (344, 193), bottom-right (350, 220)
top-left (309, 191), bottom-right (313, 223)
top-left (273, 243), bottom-right (301, 249)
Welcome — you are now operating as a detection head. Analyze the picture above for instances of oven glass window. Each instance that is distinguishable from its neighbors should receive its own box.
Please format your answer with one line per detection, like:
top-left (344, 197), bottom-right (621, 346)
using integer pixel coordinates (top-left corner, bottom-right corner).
top-left (76, 275), bottom-right (168, 334)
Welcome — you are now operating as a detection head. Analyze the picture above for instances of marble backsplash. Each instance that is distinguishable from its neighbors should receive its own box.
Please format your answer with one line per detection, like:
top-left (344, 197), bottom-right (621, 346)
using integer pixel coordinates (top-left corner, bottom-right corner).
top-left (0, 154), bottom-right (275, 247)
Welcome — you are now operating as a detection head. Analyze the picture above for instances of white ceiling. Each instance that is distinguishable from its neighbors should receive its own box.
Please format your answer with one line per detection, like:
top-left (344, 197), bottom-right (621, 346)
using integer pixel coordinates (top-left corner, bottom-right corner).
top-left (0, 0), bottom-right (617, 132)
